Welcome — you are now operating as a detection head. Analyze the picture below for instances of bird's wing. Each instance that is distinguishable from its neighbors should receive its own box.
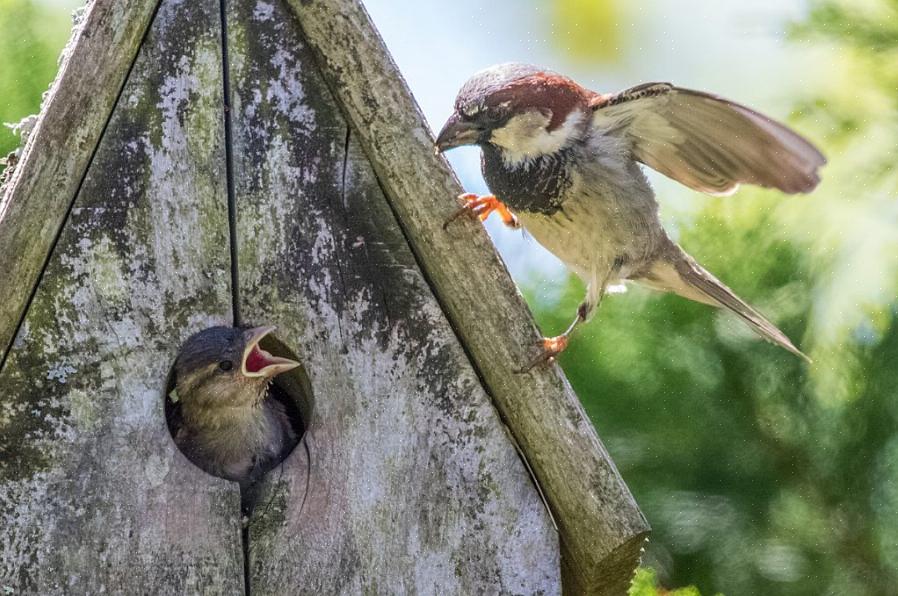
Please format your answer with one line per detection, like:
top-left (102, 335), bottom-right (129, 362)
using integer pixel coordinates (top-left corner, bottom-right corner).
top-left (589, 83), bottom-right (826, 195)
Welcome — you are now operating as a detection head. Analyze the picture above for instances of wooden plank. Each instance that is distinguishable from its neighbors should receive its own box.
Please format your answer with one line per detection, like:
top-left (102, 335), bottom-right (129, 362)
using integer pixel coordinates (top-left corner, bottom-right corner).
top-left (0, 0), bottom-right (243, 592)
top-left (225, 0), bottom-right (561, 592)
top-left (286, 1), bottom-right (651, 593)
top-left (0, 0), bottom-right (160, 364)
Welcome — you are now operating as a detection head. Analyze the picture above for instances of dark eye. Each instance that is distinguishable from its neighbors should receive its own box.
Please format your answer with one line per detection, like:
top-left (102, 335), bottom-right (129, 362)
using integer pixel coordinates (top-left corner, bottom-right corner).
top-left (218, 360), bottom-right (234, 372)
top-left (486, 105), bottom-right (510, 123)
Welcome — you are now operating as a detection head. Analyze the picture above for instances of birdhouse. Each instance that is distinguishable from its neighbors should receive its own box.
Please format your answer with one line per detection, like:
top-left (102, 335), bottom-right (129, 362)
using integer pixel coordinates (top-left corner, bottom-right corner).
top-left (0, 0), bottom-right (648, 594)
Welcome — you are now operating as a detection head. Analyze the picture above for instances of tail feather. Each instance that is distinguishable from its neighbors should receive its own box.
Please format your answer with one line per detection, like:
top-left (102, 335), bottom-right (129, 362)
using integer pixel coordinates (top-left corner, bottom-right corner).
top-left (637, 247), bottom-right (810, 362)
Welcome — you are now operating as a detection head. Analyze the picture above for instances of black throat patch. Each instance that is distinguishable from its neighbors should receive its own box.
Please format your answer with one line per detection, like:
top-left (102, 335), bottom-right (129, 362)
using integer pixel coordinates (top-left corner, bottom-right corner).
top-left (481, 144), bottom-right (573, 214)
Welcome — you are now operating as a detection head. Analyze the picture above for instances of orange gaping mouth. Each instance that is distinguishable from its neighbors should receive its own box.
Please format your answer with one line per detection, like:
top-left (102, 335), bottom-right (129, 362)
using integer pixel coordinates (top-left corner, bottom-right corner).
top-left (241, 326), bottom-right (300, 378)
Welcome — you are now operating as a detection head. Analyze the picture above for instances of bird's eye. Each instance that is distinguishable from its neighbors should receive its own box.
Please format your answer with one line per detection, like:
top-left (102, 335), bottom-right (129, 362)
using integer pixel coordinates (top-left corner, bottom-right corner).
top-left (460, 104), bottom-right (484, 120)
top-left (218, 360), bottom-right (234, 372)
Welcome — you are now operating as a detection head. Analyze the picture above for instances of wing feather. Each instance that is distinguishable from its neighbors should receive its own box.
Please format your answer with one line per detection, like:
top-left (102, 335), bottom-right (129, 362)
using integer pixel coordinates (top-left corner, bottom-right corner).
top-left (591, 84), bottom-right (826, 195)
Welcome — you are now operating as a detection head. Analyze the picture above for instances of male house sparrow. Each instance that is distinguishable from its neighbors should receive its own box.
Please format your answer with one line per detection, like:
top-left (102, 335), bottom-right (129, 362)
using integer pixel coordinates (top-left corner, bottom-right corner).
top-left (437, 63), bottom-right (825, 367)
top-left (168, 326), bottom-right (301, 488)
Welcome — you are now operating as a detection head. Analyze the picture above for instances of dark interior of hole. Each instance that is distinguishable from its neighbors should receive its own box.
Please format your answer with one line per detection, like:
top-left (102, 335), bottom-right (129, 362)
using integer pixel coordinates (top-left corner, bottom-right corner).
top-left (164, 331), bottom-right (313, 509)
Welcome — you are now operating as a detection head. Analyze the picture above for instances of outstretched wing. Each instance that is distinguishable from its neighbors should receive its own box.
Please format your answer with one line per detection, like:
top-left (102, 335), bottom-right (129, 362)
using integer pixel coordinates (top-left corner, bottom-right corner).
top-left (590, 83), bottom-right (826, 195)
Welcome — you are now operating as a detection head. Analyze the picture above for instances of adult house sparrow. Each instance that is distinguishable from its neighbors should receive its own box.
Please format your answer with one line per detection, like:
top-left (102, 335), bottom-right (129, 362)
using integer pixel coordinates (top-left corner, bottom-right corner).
top-left (168, 326), bottom-right (301, 489)
top-left (437, 63), bottom-right (825, 368)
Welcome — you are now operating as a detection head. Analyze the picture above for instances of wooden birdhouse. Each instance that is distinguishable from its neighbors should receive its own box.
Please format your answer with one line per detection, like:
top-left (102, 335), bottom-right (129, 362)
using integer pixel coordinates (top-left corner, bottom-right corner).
top-left (0, 0), bottom-right (649, 593)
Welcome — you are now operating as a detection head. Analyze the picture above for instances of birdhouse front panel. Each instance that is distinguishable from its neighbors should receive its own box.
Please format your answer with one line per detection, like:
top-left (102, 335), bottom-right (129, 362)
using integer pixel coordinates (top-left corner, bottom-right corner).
top-left (0, 0), bottom-right (243, 592)
top-left (0, 0), bottom-right (561, 592)
top-left (227, 0), bottom-right (559, 591)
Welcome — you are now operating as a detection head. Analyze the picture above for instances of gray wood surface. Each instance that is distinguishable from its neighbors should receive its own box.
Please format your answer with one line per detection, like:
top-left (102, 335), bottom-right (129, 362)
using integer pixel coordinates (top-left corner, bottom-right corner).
top-left (0, 0), bottom-right (243, 592)
top-left (287, 0), bottom-right (650, 593)
top-left (1, 0), bottom-right (649, 592)
top-left (226, 1), bottom-right (561, 592)
top-left (0, 0), bottom-right (159, 364)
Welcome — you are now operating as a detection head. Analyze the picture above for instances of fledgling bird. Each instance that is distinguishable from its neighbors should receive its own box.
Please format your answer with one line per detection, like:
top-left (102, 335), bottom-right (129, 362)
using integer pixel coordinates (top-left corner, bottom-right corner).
top-left (436, 63), bottom-right (825, 367)
top-left (168, 326), bottom-right (301, 488)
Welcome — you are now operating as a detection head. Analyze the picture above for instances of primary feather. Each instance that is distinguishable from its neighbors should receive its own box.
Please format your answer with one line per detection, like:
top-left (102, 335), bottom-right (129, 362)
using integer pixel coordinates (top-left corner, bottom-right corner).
top-left (591, 84), bottom-right (826, 195)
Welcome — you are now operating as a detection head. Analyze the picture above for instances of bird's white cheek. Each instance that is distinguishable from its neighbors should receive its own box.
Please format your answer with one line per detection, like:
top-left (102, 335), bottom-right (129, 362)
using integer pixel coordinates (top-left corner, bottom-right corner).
top-left (491, 110), bottom-right (585, 167)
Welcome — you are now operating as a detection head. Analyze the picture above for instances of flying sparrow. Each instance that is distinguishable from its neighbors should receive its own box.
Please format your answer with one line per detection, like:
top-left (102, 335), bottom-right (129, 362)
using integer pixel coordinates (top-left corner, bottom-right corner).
top-left (167, 326), bottom-right (301, 488)
top-left (436, 63), bottom-right (825, 368)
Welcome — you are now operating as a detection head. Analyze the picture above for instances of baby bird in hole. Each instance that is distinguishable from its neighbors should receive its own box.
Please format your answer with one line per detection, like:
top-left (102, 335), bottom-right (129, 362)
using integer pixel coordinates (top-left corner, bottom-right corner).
top-left (437, 63), bottom-right (825, 368)
top-left (167, 326), bottom-right (302, 495)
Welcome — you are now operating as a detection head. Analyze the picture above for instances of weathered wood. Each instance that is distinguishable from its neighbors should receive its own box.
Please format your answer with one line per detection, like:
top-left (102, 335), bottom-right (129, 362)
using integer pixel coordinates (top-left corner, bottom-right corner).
top-left (0, 0), bottom-right (243, 592)
top-left (287, 0), bottom-right (650, 592)
top-left (0, 0), bottom-right (159, 364)
top-left (226, 1), bottom-right (560, 592)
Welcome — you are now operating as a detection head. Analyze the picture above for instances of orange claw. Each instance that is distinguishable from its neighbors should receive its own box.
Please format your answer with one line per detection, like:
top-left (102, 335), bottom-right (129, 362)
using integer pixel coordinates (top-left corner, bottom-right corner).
top-left (519, 335), bottom-right (570, 373)
top-left (443, 193), bottom-right (520, 230)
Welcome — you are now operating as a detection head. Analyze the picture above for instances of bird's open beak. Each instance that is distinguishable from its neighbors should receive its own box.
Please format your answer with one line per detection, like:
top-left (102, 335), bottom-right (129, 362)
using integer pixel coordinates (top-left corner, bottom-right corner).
top-left (241, 326), bottom-right (300, 379)
top-left (434, 112), bottom-right (482, 153)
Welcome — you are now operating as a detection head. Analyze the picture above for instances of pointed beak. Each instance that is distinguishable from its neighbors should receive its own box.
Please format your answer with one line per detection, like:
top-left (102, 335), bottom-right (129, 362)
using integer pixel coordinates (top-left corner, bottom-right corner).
top-left (434, 112), bottom-right (482, 153)
top-left (241, 326), bottom-right (300, 379)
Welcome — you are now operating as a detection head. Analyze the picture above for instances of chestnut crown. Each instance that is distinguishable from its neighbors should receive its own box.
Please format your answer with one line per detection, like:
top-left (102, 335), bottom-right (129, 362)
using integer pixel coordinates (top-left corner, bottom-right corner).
top-left (435, 63), bottom-right (592, 155)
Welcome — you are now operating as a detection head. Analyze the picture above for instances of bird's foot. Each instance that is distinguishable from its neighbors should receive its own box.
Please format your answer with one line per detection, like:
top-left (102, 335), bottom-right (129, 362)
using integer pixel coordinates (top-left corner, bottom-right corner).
top-left (518, 335), bottom-right (570, 373)
top-left (443, 193), bottom-right (520, 230)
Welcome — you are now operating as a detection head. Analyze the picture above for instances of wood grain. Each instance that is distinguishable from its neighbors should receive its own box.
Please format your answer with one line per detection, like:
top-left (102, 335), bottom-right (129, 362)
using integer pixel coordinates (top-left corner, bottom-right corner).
top-left (0, 0), bottom-right (159, 364)
top-left (1, 0), bottom-right (648, 591)
top-left (0, 0), bottom-right (242, 592)
top-left (226, 1), bottom-right (561, 592)
top-left (287, 0), bottom-right (651, 592)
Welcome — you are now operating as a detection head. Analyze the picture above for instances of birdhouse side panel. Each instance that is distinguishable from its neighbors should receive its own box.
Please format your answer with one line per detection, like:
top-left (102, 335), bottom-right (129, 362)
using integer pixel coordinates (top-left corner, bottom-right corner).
top-left (225, 0), bottom-right (561, 592)
top-left (0, 0), bottom-right (243, 592)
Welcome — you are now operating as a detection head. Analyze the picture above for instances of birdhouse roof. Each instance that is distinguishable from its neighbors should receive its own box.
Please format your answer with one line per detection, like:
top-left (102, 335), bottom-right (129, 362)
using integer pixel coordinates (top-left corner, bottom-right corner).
top-left (0, 1), bottom-right (647, 593)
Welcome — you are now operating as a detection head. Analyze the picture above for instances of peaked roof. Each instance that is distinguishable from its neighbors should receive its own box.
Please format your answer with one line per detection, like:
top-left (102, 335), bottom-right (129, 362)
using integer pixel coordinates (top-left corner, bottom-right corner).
top-left (0, 0), bottom-right (648, 592)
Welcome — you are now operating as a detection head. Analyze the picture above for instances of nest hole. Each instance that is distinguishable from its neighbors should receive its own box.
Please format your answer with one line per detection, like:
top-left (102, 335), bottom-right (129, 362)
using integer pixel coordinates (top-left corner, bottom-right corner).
top-left (164, 329), bottom-right (313, 487)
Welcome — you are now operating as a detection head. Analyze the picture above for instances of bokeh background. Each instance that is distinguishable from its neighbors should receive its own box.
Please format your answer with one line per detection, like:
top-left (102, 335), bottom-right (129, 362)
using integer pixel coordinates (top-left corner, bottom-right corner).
top-left (2, 0), bottom-right (896, 594)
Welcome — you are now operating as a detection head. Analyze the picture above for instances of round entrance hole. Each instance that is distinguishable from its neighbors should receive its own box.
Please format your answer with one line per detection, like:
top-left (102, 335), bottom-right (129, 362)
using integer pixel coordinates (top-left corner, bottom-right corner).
top-left (164, 326), bottom-right (313, 488)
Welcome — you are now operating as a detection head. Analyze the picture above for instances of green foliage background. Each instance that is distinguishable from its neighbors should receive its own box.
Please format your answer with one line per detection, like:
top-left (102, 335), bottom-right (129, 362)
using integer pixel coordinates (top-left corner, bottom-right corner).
top-left (1, 0), bottom-right (895, 595)
top-left (0, 0), bottom-right (79, 159)
top-left (530, 0), bottom-right (898, 594)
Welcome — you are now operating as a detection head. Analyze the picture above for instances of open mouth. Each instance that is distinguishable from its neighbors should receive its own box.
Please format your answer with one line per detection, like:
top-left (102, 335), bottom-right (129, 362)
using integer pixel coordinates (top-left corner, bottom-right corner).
top-left (241, 326), bottom-right (300, 378)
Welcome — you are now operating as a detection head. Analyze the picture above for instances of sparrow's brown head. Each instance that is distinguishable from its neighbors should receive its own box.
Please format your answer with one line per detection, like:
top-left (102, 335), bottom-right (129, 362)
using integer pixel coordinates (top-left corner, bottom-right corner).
top-left (435, 63), bottom-right (594, 164)
top-left (173, 326), bottom-right (299, 414)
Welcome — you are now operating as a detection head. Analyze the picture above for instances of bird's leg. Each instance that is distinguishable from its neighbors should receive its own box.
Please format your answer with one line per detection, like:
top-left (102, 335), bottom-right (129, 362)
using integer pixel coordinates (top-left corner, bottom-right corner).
top-left (520, 265), bottom-right (615, 372)
top-left (443, 193), bottom-right (521, 230)
top-left (519, 302), bottom-right (592, 372)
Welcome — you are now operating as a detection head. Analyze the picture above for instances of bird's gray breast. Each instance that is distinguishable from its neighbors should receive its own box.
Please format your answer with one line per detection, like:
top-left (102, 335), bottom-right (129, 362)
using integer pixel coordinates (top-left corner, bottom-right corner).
top-left (481, 144), bottom-right (573, 214)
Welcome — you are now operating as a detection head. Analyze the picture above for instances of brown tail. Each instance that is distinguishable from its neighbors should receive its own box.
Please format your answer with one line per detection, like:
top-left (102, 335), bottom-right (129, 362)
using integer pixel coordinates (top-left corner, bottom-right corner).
top-left (636, 245), bottom-right (810, 362)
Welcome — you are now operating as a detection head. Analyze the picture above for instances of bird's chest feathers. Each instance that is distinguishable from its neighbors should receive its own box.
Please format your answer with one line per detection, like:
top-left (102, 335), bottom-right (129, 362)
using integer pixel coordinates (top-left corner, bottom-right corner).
top-left (183, 403), bottom-right (275, 474)
top-left (481, 146), bottom-right (574, 214)
top-left (481, 109), bottom-right (588, 213)
top-left (515, 161), bottom-right (660, 280)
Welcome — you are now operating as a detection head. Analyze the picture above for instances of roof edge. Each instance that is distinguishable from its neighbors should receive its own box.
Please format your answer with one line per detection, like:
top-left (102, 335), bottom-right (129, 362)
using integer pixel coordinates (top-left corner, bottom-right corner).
top-left (286, 0), bottom-right (650, 586)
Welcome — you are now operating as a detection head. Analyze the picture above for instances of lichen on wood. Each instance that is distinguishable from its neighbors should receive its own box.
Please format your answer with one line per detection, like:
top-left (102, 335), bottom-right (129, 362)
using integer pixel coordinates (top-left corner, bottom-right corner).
top-left (226, 1), bottom-right (561, 592)
top-left (2, 0), bottom-right (649, 593)
top-left (286, 0), bottom-right (651, 593)
top-left (0, 0), bottom-right (161, 365)
top-left (0, 0), bottom-right (242, 592)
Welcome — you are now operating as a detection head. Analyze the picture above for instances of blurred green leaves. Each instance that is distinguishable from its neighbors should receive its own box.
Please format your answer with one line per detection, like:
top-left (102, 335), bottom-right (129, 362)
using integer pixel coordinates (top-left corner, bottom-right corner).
top-left (630, 567), bottom-right (709, 596)
top-left (531, 0), bottom-right (898, 594)
top-left (550, 0), bottom-right (623, 62)
top-left (0, 0), bottom-right (77, 162)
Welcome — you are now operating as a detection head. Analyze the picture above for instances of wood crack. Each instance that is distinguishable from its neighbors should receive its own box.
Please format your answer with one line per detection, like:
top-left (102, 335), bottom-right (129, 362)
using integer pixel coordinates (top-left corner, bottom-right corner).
top-left (219, 0), bottom-right (248, 593)
top-left (220, 0), bottom-right (241, 329)
top-left (328, 126), bottom-right (352, 352)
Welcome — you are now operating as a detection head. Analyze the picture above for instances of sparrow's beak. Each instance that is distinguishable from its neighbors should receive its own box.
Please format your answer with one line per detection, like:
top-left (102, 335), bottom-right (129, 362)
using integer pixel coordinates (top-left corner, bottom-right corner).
top-left (241, 326), bottom-right (300, 379)
top-left (435, 112), bottom-right (482, 153)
